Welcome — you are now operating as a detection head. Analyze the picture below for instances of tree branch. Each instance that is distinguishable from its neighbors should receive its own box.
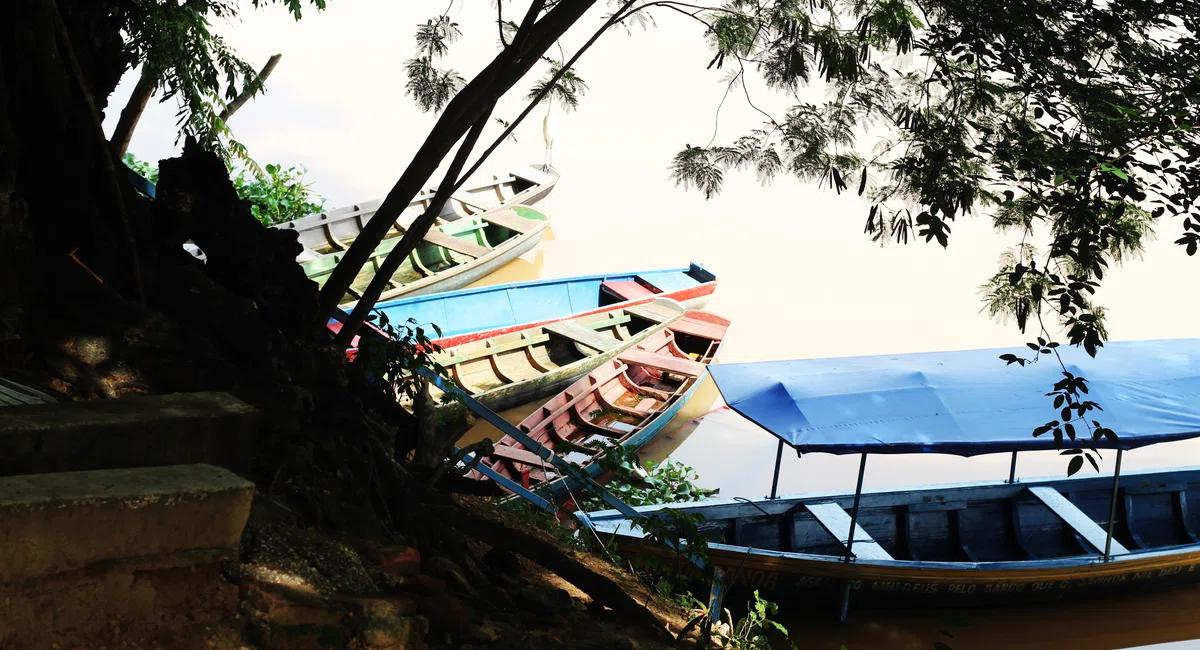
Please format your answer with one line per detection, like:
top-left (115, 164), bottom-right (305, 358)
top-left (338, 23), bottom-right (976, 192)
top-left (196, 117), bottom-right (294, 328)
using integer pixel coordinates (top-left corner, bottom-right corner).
top-left (332, 103), bottom-right (494, 348)
top-left (457, 0), bottom-right (638, 185)
top-left (218, 53), bottom-right (282, 122)
top-left (312, 0), bottom-right (596, 332)
top-left (109, 66), bottom-right (156, 158)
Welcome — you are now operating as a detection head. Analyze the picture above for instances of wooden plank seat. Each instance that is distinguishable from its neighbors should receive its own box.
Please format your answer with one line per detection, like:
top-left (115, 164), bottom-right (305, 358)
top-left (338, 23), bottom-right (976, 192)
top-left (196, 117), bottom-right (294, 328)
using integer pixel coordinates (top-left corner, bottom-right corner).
top-left (625, 302), bottom-right (682, 324)
top-left (441, 333), bottom-right (551, 367)
top-left (480, 209), bottom-right (535, 234)
top-left (1029, 485), bottom-right (1129, 555)
top-left (421, 229), bottom-right (490, 258)
top-left (489, 445), bottom-right (552, 467)
top-left (601, 280), bottom-right (657, 301)
top-left (452, 192), bottom-right (492, 212)
top-left (618, 348), bottom-right (706, 378)
top-left (670, 317), bottom-right (728, 341)
top-left (804, 501), bottom-right (894, 561)
top-left (543, 322), bottom-right (618, 352)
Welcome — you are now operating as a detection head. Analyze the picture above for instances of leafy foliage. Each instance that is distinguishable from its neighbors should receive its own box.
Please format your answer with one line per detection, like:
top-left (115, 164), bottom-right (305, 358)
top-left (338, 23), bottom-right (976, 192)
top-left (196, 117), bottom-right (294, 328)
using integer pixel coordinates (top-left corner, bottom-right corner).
top-left (355, 314), bottom-right (449, 406)
top-left (122, 153), bottom-right (159, 185)
top-left (404, 16), bottom-right (466, 113)
top-left (654, 0), bottom-right (1200, 463)
top-left (526, 57), bottom-right (590, 111)
top-left (576, 443), bottom-right (717, 511)
top-left (116, 0), bottom-right (326, 165)
top-left (123, 154), bottom-right (324, 227)
top-left (231, 163), bottom-right (325, 226)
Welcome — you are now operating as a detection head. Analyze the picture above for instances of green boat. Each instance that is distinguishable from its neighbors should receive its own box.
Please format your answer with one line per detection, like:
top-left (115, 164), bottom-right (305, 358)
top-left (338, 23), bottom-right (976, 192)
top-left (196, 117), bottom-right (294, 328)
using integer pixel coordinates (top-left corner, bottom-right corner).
top-left (302, 205), bottom-right (551, 306)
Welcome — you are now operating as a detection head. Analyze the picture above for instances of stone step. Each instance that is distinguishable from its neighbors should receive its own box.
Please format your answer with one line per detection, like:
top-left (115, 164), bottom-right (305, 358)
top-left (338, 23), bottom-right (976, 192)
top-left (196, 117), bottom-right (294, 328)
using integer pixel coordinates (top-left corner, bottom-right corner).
top-left (0, 463), bottom-right (254, 583)
top-left (0, 391), bottom-right (258, 478)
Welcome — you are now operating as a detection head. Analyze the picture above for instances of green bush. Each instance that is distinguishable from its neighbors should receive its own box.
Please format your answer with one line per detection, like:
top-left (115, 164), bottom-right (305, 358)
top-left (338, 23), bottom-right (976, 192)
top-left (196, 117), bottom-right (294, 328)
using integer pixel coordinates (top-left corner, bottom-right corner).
top-left (122, 153), bottom-right (324, 227)
top-left (232, 163), bottom-right (325, 227)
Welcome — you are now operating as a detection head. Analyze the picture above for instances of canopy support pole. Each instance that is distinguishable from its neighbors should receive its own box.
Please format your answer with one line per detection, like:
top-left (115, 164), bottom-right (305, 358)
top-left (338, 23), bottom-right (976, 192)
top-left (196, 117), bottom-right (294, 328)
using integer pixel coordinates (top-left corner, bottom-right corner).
top-left (1104, 449), bottom-right (1124, 562)
top-left (839, 453), bottom-right (868, 623)
top-left (769, 439), bottom-right (784, 499)
top-left (1008, 451), bottom-right (1018, 483)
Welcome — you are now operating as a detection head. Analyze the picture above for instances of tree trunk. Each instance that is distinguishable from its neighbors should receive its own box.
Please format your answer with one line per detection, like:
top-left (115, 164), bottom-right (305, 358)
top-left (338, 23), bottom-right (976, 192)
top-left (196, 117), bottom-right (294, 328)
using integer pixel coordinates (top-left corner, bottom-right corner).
top-left (219, 53), bottom-right (282, 123)
top-left (109, 66), bottom-right (155, 158)
top-left (312, 0), bottom-right (597, 332)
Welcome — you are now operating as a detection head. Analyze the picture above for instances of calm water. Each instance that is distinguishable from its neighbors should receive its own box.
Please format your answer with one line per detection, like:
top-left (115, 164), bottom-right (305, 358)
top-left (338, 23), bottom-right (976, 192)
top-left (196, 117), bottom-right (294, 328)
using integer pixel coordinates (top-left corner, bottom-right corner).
top-left (455, 178), bottom-right (1200, 649)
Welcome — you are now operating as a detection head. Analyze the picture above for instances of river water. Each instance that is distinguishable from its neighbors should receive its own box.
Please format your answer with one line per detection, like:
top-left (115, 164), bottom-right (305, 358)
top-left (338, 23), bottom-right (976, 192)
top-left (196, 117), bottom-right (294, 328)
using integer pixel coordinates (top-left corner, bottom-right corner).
top-left (455, 180), bottom-right (1200, 650)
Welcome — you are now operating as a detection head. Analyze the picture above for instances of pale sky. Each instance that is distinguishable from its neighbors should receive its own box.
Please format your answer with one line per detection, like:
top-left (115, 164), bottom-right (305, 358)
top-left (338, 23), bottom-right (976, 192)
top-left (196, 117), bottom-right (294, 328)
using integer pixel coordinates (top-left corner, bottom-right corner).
top-left (104, 1), bottom-right (1200, 484)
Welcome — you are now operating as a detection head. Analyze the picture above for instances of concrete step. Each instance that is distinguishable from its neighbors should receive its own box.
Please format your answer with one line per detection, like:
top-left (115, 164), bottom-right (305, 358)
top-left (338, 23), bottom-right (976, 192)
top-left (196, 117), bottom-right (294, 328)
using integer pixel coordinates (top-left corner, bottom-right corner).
top-left (0, 463), bottom-right (254, 583)
top-left (0, 391), bottom-right (258, 477)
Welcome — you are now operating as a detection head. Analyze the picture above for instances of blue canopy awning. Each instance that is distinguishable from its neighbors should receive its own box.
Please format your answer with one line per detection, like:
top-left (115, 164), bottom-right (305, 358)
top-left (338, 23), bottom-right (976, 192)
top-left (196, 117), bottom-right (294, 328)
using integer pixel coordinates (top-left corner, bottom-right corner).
top-left (709, 339), bottom-right (1200, 456)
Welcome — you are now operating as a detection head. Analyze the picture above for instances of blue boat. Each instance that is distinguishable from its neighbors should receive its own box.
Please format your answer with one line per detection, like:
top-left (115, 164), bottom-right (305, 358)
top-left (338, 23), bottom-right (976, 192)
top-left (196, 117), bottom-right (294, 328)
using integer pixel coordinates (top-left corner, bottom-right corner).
top-left (582, 339), bottom-right (1200, 617)
top-left (365, 263), bottom-right (718, 345)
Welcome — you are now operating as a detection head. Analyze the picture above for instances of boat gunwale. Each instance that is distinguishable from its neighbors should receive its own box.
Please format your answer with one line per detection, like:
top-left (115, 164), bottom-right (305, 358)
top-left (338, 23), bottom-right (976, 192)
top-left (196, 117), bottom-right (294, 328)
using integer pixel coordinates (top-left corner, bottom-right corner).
top-left (582, 464), bottom-right (1200, 572)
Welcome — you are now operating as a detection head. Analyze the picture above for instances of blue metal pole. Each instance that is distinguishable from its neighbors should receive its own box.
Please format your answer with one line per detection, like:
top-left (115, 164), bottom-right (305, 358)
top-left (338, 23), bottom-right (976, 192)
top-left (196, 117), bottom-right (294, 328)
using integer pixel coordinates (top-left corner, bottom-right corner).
top-left (1008, 451), bottom-right (1018, 483)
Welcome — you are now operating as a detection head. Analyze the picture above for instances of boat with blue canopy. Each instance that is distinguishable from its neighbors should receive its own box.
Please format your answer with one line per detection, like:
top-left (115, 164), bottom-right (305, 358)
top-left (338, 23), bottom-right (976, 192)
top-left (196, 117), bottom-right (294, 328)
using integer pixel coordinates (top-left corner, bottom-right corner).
top-left (331, 263), bottom-right (717, 348)
top-left (581, 339), bottom-right (1200, 618)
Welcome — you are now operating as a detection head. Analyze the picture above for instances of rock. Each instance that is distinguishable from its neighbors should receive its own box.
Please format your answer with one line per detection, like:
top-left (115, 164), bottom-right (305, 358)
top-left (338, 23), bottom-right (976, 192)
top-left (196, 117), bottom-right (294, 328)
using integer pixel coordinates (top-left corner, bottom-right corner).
top-left (464, 620), bottom-right (502, 644)
top-left (425, 556), bottom-right (474, 595)
top-left (357, 612), bottom-right (427, 650)
top-left (397, 574), bottom-right (446, 598)
top-left (616, 637), bottom-right (639, 650)
top-left (525, 629), bottom-right (567, 650)
top-left (418, 593), bottom-right (471, 639)
top-left (242, 580), bottom-right (345, 628)
top-left (516, 585), bottom-right (573, 613)
top-left (377, 546), bottom-right (421, 579)
top-left (481, 548), bottom-right (520, 581)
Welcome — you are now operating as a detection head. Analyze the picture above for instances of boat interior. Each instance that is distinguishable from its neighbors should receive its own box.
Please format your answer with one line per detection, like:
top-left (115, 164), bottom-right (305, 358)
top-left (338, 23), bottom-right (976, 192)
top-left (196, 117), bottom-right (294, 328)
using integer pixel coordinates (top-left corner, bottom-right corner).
top-left (597, 264), bottom-right (718, 308)
top-left (432, 306), bottom-right (671, 398)
top-left (301, 207), bottom-right (547, 301)
top-left (476, 313), bottom-right (727, 489)
top-left (282, 168), bottom-right (553, 254)
top-left (617, 468), bottom-right (1200, 564)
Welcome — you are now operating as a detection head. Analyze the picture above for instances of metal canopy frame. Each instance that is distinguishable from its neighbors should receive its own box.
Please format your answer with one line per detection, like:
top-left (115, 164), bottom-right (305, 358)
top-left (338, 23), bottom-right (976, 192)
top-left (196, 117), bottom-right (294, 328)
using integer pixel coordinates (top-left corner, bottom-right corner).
top-left (762, 437), bottom-right (1129, 619)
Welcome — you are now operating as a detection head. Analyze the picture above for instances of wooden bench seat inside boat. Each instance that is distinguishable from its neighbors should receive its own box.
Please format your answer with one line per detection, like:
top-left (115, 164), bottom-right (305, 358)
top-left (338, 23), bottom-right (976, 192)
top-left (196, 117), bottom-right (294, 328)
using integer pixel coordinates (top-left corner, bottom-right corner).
top-left (451, 192), bottom-right (490, 211)
top-left (489, 445), bottom-right (551, 467)
top-left (1028, 485), bottom-right (1129, 555)
top-left (619, 349), bottom-right (706, 377)
top-left (804, 501), bottom-right (895, 561)
top-left (421, 229), bottom-right (490, 258)
top-left (625, 302), bottom-right (684, 324)
top-left (670, 317), bottom-right (728, 341)
top-left (480, 209), bottom-right (534, 234)
top-left (543, 322), bottom-right (618, 352)
top-left (602, 280), bottom-right (658, 301)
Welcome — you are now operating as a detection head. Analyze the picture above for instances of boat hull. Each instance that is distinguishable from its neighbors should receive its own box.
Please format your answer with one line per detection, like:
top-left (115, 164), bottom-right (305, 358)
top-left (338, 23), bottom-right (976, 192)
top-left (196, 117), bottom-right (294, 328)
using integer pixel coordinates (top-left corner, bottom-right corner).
top-left (585, 466), bottom-right (1200, 610)
top-left (620, 537), bottom-right (1200, 609)
top-left (352, 219), bottom-right (550, 307)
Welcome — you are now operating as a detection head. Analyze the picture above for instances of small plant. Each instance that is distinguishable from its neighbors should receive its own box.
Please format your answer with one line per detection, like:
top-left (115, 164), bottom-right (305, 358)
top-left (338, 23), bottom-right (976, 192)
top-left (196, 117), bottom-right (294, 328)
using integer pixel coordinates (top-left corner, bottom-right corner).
top-left (726, 590), bottom-right (793, 650)
top-left (354, 313), bottom-right (448, 405)
top-left (576, 441), bottom-right (716, 511)
top-left (123, 152), bottom-right (159, 184)
top-left (232, 163), bottom-right (325, 226)
top-left (121, 152), bottom-right (324, 227)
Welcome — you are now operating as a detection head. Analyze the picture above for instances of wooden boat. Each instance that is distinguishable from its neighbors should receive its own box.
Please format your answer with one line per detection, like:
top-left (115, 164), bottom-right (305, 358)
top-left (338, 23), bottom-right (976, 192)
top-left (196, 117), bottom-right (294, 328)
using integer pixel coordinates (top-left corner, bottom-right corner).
top-left (276, 166), bottom-right (558, 254)
top-left (329, 263), bottom-right (718, 348)
top-left (429, 299), bottom-right (690, 416)
top-left (587, 466), bottom-right (1200, 609)
top-left (469, 310), bottom-right (730, 494)
top-left (302, 205), bottom-right (551, 306)
top-left (580, 339), bottom-right (1200, 614)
